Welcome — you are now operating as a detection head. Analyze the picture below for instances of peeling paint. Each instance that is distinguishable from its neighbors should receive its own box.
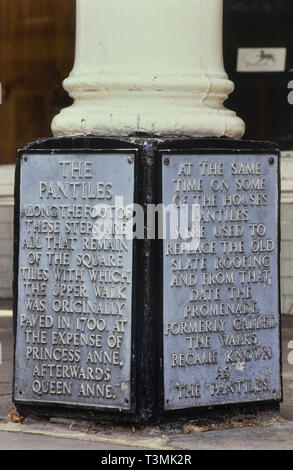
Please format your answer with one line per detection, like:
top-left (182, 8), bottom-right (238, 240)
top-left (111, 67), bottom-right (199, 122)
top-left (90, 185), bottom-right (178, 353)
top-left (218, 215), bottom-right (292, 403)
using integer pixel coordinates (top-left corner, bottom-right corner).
top-left (235, 362), bottom-right (246, 372)
top-left (120, 381), bottom-right (129, 391)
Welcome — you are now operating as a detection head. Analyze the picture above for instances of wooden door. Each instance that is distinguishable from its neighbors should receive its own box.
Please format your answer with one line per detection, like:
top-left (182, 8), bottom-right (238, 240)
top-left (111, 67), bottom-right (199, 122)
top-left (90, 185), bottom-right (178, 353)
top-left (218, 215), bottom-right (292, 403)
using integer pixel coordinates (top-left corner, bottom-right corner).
top-left (0, 0), bottom-right (76, 164)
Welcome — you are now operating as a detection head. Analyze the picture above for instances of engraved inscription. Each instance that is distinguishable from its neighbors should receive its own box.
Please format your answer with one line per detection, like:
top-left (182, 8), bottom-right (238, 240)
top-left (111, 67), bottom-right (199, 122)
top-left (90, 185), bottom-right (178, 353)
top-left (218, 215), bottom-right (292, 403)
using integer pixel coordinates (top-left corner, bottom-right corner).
top-left (163, 154), bottom-right (281, 410)
top-left (14, 154), bottom-right (134, 410)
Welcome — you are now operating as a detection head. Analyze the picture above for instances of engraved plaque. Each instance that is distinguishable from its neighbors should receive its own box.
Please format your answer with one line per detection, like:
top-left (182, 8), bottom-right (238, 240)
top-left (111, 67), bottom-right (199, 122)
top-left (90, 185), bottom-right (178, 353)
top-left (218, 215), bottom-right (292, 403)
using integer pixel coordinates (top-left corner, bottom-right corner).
top-left (14, 153), bottom-right (134, 410)
top-left (162, 153), bottom-right (281, 410)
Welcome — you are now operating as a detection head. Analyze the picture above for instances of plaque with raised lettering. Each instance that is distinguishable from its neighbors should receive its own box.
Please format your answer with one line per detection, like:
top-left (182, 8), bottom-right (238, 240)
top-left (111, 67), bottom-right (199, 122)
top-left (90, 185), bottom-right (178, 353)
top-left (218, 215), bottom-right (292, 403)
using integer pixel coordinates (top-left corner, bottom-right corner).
top-left (14, 152), bottom-right (135, 411)
top-left (162, 152), bottom-right (282, 410)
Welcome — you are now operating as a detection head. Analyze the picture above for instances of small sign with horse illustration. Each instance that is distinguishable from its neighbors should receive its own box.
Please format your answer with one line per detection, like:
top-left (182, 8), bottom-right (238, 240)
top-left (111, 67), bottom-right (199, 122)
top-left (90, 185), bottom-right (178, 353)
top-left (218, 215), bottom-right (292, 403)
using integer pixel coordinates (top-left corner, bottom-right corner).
top-left (237, 48), bottom-right (286, 72)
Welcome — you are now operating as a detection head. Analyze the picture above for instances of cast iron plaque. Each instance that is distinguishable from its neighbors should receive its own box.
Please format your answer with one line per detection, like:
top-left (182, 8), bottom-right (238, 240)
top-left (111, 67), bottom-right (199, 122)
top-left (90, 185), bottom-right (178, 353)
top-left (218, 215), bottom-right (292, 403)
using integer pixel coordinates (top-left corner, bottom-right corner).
top-left (162, 153), bottom-right (281, 410)
top-left (14, 152), bottom-right (134, 411)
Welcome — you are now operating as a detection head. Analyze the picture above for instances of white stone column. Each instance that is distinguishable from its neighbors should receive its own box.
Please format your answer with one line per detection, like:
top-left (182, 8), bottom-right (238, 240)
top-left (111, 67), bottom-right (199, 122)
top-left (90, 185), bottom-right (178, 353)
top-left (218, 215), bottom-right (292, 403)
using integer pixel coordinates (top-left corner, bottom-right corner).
top-left (52, 0), bottom-right (245, 139)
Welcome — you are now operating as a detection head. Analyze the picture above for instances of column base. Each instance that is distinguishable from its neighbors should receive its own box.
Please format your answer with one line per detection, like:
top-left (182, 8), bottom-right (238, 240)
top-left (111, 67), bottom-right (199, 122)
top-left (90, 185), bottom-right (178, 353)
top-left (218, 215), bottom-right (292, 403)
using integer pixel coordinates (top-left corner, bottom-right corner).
top-left (52, 104), bottom-right (245, 140)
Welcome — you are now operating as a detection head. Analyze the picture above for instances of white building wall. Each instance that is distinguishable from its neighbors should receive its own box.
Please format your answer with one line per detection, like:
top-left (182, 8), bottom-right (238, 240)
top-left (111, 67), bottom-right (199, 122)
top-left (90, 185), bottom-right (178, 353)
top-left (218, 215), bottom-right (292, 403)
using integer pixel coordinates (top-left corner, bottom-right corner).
top-left (280, 152), bottom-right (293, 315)
top-left (0, 165), bottom-right (14, 299)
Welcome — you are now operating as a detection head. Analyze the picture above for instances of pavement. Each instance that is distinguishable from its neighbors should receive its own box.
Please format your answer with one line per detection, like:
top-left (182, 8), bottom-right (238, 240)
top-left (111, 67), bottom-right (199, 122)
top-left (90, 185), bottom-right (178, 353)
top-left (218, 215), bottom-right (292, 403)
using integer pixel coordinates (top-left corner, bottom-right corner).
top-left (1, 299), bottom-right (293, 451)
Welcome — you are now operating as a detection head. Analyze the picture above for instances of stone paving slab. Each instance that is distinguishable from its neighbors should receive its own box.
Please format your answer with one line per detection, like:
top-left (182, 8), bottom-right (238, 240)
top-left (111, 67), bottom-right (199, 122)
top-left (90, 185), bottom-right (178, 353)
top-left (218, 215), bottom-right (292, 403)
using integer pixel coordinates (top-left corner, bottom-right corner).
top-left (168, 422), bottom-right (293, 451)
top-left (0, 422), bottom-right (172, 450)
